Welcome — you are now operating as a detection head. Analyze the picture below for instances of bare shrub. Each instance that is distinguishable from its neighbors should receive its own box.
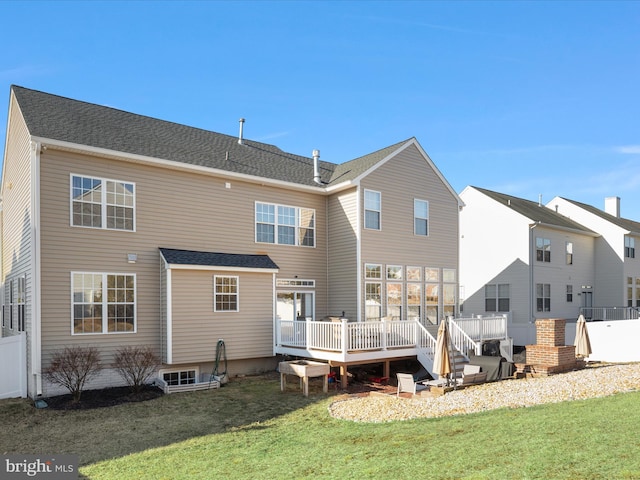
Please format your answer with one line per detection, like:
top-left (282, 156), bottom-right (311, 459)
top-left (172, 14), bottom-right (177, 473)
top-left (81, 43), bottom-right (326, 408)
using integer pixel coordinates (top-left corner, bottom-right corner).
top-left (113, 346), bottom-right (161, 393)
top-left (44, 346), bottom-right (102, 402)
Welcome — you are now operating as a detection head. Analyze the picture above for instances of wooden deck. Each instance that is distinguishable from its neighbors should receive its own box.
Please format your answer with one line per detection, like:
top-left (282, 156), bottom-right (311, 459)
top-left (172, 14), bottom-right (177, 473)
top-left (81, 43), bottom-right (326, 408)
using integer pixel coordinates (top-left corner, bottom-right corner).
top-left (275, 316), bottom-right (509, 389)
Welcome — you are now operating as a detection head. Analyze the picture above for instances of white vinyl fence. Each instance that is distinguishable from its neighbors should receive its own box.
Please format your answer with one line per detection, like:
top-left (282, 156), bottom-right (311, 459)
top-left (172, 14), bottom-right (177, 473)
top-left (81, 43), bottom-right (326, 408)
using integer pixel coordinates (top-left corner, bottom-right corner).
top-left (0, 332), bottom-right (27, 399)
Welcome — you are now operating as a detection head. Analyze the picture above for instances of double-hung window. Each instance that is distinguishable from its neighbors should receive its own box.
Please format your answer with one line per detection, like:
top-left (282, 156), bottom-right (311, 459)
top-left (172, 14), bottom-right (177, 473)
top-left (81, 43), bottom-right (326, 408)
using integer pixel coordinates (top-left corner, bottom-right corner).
top-left (214, 276), bottom-right (239, 312)
top-left (364, 264), bottom-right (382, 320)
top-left (485, 284), bottom-right (510, 312)
top-left (364, 190), bottom-right (381, 230)
top-left (625, 236), bottom-right (635, 258)
top-left (72, 272), bottom-right (136, 334)
top-left (536, 283), bottom-right (551, 312)
top-left (255, 202), bottom-right (315, 247)
top-left (536, 237), bottom-right (551, 262)
top-left (71, 175), bottom-right (135, 230)
top-left (414, 199), bottom-right (429, 236)
top-left (566, 242), bottom-right (573, 265)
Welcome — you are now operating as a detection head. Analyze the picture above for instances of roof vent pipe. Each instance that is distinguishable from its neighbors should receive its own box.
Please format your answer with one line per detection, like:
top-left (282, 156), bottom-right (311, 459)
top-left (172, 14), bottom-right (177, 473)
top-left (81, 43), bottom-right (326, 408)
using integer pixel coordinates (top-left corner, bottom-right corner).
top-left (312, 149), bottom-right (323, 185)
top-left (238, 118), bottom-right (245, 145)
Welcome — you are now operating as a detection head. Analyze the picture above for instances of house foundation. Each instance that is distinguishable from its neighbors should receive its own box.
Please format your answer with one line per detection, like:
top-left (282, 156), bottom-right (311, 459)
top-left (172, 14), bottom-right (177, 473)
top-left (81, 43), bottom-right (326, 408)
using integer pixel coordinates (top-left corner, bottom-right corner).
top-left (519, 319), bottom-right (577, 375)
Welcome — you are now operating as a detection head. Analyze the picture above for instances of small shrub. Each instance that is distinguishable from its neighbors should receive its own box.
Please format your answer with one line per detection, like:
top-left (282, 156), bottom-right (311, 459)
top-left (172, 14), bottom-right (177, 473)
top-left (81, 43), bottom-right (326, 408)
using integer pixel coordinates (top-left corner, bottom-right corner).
top-left (44, 346), bottom-right (102, 402)
top-left (113, 346), bottom-right (161, 393)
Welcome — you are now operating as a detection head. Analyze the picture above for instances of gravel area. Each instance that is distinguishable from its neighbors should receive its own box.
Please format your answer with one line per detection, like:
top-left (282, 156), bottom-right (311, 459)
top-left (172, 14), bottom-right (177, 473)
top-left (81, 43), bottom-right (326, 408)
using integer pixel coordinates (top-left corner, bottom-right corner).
top-left (329, 363), bottom-right (640, 423)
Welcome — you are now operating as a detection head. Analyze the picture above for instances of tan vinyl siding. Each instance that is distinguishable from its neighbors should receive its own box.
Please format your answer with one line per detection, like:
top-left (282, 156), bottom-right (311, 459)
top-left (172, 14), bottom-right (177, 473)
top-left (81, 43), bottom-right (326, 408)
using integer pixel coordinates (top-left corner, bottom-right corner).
top-left (170, 269), bottom-right (273, 363)
top-left (2, 96), bottom-right (33, 340)
top-left (360, 144), bottom-right (459, 267)
top-left (359, 144), bottom-right (459, 320)
top-left (328, 188), bottom-right (358, 319)
top-left (38, 148), bottom-right (328, 368)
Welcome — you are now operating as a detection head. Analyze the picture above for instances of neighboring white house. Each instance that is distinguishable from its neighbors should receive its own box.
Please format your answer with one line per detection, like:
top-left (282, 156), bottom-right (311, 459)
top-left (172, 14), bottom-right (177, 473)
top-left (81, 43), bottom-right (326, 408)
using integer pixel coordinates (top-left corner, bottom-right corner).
top-left (459, 186), bottom-right (599, 345)
top-left (548, 196), bottom-right (640, 309)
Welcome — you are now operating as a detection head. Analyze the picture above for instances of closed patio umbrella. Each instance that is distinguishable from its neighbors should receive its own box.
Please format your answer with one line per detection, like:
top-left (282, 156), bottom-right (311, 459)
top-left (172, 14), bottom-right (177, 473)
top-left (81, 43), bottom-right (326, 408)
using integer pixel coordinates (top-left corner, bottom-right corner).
top-left (574, 314), bottom-right (592, 358)
top-left (432, 320), bottom-right (452, 385)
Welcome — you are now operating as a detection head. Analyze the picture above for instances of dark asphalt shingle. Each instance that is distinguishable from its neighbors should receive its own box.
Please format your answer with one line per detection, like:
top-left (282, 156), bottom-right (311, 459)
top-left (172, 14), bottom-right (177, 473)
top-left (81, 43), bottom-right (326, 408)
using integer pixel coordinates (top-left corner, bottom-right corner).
top-left (11, 85), bottom-right (413, 188)
top-left (473, 187), bottom-right (596, 234)
top-left (159, 248), bottom-right (279, 270)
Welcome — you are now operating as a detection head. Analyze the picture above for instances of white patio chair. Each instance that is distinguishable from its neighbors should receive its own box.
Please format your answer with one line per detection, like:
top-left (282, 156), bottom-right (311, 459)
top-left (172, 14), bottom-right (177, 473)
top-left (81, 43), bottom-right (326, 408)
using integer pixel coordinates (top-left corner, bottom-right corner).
top-left (396, 373), bottom-right (427, 396)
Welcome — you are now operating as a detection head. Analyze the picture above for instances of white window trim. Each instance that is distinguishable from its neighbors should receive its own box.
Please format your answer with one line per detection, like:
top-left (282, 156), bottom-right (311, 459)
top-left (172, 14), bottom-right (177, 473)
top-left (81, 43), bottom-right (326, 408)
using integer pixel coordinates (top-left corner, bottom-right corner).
top-left (414, 199), bottom-right (429, 236)
top-left (406, 266), bottom-right (421, 282)
top-left (364, 263), bottom-right (382, 280)
top-left (71, 272), bottom-right (137, 335)
top-left (386, 282), bottom-right (403, 319)
top-left (364, 189), bottom-right (381, 231)
top-left (254, 201), bottom-right (316, 248)
top-left (159, 367), bottom-right (200, 385)
top-left (70, 173), bottom-right (136, 232)
top-left (276, 279), bottom-right (315, 288)
top-left (214, 275), bottom-right (240, 313)
top-left (387, 265), bottom-right (403, 280)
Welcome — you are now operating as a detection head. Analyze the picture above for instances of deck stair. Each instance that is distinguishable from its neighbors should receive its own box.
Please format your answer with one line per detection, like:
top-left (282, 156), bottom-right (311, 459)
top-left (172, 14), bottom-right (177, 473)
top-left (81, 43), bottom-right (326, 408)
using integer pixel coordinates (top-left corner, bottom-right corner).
top-left (415, 322), bottom-right (470, 381)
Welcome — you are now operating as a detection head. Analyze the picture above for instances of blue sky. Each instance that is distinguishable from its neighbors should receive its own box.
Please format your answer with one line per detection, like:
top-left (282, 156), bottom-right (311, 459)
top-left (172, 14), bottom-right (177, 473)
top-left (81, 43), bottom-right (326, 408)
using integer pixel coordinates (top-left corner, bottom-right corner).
top-left (2, 1), bottom-right (639, 218)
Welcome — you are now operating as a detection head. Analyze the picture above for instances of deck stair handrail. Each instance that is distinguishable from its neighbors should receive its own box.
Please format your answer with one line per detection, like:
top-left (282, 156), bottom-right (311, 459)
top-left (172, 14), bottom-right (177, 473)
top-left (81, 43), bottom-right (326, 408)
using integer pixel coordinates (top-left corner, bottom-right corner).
top-left (448, 317), bottom-right (481, 357)
top-left (415, 321), bottom-right (438, 374)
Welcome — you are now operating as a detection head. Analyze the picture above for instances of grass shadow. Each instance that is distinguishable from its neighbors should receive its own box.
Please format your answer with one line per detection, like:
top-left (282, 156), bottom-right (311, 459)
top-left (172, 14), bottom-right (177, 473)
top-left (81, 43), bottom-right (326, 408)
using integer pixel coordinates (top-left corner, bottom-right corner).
top-left (0, 372), bottom-right (337, 467)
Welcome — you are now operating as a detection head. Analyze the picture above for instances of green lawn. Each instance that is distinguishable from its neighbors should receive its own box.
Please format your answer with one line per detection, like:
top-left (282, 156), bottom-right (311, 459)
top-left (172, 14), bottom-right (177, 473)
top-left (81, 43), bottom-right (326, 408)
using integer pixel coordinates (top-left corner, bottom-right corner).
top-left (1, 375), bottom-right (639, 480)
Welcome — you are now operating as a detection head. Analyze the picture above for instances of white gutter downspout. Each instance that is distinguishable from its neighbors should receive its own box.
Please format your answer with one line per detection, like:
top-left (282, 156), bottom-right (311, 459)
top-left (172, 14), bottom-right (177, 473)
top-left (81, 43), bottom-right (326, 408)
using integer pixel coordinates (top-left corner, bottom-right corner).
top-left (529, 222), bottom-right (538, 329)
top-left (272, 273), bottom-right (277, 356)
top-left (165, 266), bottom-right (172, 364)
top-left (356, 184), bottom-right (362, 322)
top-left (31, 141), bottom-right (42, 396)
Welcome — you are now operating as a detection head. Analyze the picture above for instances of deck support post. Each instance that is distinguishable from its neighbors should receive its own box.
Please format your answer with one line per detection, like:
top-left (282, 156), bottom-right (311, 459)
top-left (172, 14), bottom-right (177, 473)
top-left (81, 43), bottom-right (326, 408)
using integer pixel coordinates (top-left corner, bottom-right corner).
top-left (340, 364), bottom-right (348, 389)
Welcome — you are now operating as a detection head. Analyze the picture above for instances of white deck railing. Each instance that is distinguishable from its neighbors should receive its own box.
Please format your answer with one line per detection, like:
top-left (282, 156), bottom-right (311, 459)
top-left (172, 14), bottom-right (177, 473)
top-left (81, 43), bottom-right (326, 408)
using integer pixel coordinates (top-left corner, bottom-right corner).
top-left (278, 318), bottom-right (419, 353)
top-left (276, 315), bottom-right (509, 369)
top-left (448, 319), bottom-right (481, 357)
top-left (450, 315), bottom-right (509, 343)
top-left (580, 307), bottom-right (640, 321)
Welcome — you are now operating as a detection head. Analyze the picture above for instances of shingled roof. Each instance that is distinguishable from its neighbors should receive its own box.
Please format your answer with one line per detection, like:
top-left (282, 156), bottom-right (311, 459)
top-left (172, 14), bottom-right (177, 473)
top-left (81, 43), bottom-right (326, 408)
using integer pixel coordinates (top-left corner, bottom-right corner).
top-left (10, 85), bottom-right (414, 188)
top-left (473, 187), bottom-right (596, 234)
top-left (557, 197), bottom-right (640, 235)
top-left (159, 248), bottom-right (279, 271)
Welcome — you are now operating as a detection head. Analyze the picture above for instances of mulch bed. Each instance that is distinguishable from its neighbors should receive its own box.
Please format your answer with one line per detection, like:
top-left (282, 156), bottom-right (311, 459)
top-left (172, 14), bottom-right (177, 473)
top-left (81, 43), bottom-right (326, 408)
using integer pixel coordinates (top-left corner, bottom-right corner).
top-left (43, 385), bottom-right (164, 410)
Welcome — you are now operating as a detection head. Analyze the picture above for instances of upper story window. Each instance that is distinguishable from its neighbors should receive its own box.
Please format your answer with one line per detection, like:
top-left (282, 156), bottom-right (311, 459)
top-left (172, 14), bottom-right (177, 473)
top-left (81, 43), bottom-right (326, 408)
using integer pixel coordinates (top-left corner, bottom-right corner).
top-left (566, 242), bottom-right (573, 265)
top-left (364, 190), bottom-right (381, 230)
top-left (536, 237), bottom-right (551, 262)
top-left (255, 202), bottom-right (315, 247)
top-left (72, 272), bottom-right (136, 335)
top-left (414, 199), bottom-right (429, 236)
top-left (71, 175), bottom-right (135, 231)
top-left (214, 276), bottom-right (239, 312)
top-left (625, 236), bottom-right (635, 258)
